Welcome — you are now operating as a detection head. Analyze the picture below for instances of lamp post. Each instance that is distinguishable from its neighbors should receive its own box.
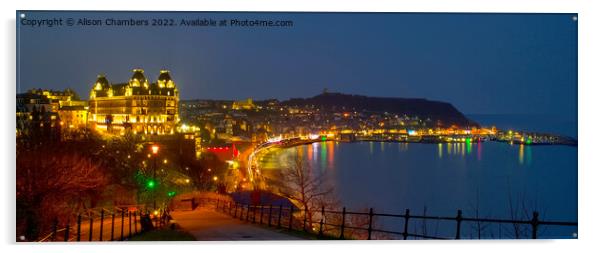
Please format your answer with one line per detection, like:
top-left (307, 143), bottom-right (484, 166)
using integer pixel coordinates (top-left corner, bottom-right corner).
top-left (151, 145), bottom-right (159, 210)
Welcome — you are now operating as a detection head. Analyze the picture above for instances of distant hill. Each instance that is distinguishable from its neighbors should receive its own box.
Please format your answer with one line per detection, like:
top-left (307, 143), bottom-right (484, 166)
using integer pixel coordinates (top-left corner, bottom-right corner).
top-left (282, 92), bottom-right (477, 127)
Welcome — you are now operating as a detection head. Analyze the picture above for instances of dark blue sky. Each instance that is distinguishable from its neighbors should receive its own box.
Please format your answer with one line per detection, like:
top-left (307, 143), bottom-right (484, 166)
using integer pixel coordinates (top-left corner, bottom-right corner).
top-left (17, 12), bottom-right (577, 116)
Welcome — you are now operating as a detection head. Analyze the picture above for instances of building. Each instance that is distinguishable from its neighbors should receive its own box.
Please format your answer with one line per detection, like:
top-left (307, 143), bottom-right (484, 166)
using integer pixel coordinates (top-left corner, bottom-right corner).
top-left (232, 98), bottom-right (256, 110)
top-left (16, 92), bottom-right (61, 140)
top-left (58, 105), bottom-right (88, 129)
top-left (28, 88), bottom-right (85, 108)
top-left (88, 69), bottom-right (179, 135)
top-left (17, 88), bottom-right (89, 138)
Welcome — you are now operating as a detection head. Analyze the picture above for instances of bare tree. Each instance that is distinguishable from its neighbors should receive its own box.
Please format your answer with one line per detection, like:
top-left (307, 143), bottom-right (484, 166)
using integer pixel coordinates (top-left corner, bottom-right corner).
top-left (275, 153), bottom-right (333, 231)
top-left (468, 186), bottom-right (491, 239)
top-left (17, 145), bottom-right (109, 240)
top-left (504, 179), bottom-right (546, 239)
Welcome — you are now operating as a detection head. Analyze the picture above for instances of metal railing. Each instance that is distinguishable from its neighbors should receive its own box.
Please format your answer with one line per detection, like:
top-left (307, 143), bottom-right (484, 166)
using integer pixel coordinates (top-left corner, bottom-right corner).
top-left (35, 205), bottom-right (169, 242)
top-left (198, 198), bottom-right (577, 240)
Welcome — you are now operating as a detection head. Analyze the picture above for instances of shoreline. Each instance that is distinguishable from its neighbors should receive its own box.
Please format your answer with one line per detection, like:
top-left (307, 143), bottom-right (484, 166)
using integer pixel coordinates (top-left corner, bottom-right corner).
top-left (273, 138), bottom-right (578, 150)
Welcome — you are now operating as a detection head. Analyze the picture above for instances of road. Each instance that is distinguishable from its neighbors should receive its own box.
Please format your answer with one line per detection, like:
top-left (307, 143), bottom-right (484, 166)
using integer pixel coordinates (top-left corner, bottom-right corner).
top-left (170, 207), bottom-right (303, 240)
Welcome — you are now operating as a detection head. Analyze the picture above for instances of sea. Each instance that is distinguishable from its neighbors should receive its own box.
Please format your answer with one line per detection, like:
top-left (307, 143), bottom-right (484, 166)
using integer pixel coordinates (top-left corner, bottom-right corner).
top-left (258, 114), bottom-right (578, 239)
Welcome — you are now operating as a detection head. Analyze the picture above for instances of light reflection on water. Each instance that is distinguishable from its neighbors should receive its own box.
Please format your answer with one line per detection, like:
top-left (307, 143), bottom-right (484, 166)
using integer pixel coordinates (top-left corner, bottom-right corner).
top-left (260, 141), bottom-right (539, 170)
top-left (257, 141), bottom-right (577, 238)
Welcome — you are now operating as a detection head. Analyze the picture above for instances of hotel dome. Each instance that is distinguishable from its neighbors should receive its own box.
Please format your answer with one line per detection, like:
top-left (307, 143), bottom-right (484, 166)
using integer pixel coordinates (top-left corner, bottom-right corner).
top-left (157, 70), bottom-right (175, 88)
top-left (129, 68), bottom-right (148, 87)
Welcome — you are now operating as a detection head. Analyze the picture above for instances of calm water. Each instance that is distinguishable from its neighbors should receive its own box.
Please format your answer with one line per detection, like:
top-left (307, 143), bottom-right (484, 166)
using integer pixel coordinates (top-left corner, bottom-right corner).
top-left (259, 141), bottom-right (577, 239)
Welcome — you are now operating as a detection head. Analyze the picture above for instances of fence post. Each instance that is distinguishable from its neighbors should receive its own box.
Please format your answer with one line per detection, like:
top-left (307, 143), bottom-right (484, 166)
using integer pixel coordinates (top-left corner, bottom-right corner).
top-left (120, 209), bottom-right (125, 241)
top-left (319, 206), bottom-right (324, 237)
top-left (240, 204), bottom-right (245, 221)
top-left (403, 209), bottom-right (410, 240)
top-left (288, 205), bottom-right (294, 231)
top-left (88, 216), bottom-right (93, 241)
top-left (277, 205), bottom-right (283, 228)
top-left (455, 210), bottom-right (463, 240)
top-left (64, 221), bottom-right (70, 242)
top-left (244, 204), bottom-right (249, 222)
top-left (76, 214), bottom-right (82, 241)
top-left (367, 208), bottom-right (374, 240)
top-left (134, 211), bottom-right (138, 234)
top-left (260, 205), bottom-right (264, 224)
top-left (268, 205), bottom-right (273, 227)
top-left (128, 211), bottom-right (132, 238)
top-left (234, 203), bottom-right (238, 218)
top-left (110, 212), bottom-right (115, 241)
top-left (99, 209), bottom-right (104, 241)
top-left (51, 218), bottom-right (58, 241)
top-left (531, 212), bottom-right (539, 239)
top-left (340, 207), bottom-right (346, 239)
top-left (216, 199), bottom-right (220, 210)
top-left (253, 205), bottom-right (257, 223)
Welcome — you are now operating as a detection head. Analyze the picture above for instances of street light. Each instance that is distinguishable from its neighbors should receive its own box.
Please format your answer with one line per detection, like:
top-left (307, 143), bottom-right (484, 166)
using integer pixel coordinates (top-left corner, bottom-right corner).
top-left (151, 144), bottom-right (159, 210)
top-left (146, 179), bottom-right (156, 189)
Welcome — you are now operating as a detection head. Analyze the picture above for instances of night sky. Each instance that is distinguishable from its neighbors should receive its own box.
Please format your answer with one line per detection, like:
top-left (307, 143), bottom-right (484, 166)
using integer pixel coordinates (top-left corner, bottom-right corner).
top-left (17, 11), bottom-right (577, 116)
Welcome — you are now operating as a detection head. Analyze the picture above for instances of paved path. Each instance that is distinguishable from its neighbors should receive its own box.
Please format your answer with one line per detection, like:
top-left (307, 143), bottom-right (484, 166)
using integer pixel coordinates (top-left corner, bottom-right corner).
top-left (170, 207), bottom-right (303, 241)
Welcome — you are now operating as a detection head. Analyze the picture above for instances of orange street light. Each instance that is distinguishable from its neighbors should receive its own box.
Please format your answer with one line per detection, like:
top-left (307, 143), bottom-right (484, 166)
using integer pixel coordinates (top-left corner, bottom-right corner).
top-left (150, 144), bottom-right (159, 210)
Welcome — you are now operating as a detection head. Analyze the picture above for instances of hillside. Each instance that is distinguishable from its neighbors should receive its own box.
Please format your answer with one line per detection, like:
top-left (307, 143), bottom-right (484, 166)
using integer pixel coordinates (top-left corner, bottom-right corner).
top-left (282, 92), bottom-right (476, 127)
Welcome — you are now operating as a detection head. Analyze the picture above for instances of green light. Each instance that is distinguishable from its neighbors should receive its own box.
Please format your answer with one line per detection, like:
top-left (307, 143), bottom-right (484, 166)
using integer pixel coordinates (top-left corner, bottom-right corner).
top-left (146, 179), bottom-right (156, 189)
top-left (321, 136), bottom-right (327, 141)
top-left (465, 138), bottom-right (471, 144)
top-left (526, 137), bottom-right (532, 145)
top-left (167, 191), bottom-right (176, 197)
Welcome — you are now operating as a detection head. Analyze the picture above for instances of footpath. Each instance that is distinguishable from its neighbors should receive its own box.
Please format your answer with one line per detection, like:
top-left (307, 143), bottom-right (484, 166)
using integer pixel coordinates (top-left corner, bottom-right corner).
top-left (170, 206), bottom-right (303, 241)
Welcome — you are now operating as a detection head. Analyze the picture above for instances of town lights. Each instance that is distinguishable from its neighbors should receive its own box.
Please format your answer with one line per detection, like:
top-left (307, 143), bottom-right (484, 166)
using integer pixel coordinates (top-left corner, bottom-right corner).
top-left (151, 145), bottom-right (159, 154)
top-left (213, 176), bottom-right (218, 181)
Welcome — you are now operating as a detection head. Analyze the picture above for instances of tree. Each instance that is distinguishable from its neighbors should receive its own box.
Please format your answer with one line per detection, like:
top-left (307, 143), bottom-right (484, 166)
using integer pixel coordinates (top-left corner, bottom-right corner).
top-left (179, 152), bottom-right (227, 192)
top-left (275, 153), bottom-right (334, 231)
top-left (16, 144), bottom-right (109, 240)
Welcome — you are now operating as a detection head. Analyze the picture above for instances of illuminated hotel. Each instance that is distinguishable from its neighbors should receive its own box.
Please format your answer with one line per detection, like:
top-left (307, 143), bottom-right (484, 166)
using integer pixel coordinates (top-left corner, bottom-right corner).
top-left (89, 69), bottom-right (179, 135)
